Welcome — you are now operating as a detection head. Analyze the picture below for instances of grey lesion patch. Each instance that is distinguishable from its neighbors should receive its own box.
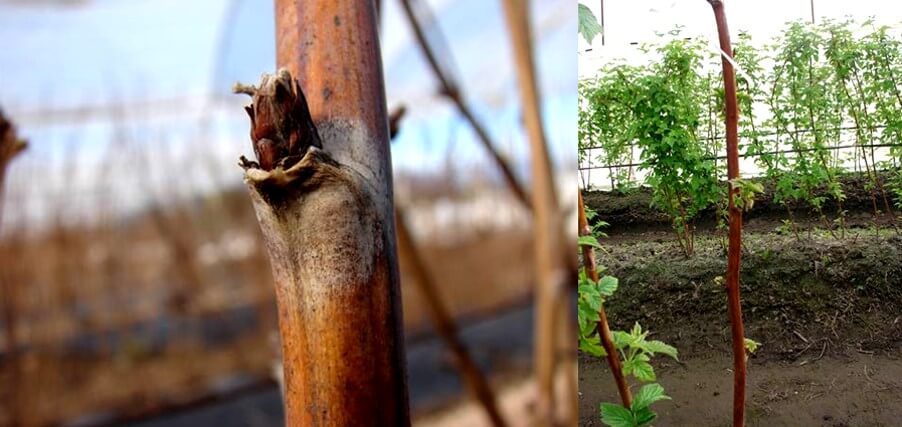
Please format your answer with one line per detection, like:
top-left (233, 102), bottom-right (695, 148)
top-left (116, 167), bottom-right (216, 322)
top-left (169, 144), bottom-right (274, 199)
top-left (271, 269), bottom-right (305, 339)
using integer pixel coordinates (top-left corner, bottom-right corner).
top-left (246, 144), bottom-right (384, 289)
top-left (314, 119), bottom-right (392, 219)
top-left (234, 68), bottom-right (385, 288)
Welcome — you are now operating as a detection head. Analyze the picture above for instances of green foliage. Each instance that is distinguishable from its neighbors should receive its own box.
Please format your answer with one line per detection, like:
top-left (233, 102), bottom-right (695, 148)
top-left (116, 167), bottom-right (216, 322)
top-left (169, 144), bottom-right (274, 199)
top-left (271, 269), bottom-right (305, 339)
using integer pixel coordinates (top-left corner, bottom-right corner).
top-left (578, 268), bottom-right (618, 357)
top-left (600, 383), bottom-right (671, 427)
top-left (580, 35), bottom-right (722, 255)
top-left (578, 235), bottom-right (602, 249)
top-left (767, 21), bottom-right (847, 233)
top-left (579, 64), bottom-right (643, 190)
top-left (577, 223), bottom-right (677, 426)
top-left (734, 32), bottom-right (766, 150)
top-left (744, 337), bottom-right (762, 362)
top-left (579, 19), bottom-right (902, 244)
top-left (578, 3), bottom-right (603, 45)
top-left (613, 322), bottom-right (678, 382)
top-left (584, 205), bottom-right (611, 236)
top-left (890, 171), bottom-right (902, 210)
top-left (744, 338), bottom-right (761, 354)
top-left (600, 403), bottom-right (635, 427)
top-left (729, 178), bottom-right (765, 211)
top-left (633, 39), bottom-right (722, 256)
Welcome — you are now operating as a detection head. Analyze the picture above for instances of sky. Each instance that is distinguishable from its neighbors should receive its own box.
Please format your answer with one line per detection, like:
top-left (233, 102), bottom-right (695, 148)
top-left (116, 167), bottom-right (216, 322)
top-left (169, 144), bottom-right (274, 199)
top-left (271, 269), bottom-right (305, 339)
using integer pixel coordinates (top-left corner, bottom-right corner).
top-left (0, 0), bottom-right (577, 227)
top-left (0, 0), bottom-right (576, 161)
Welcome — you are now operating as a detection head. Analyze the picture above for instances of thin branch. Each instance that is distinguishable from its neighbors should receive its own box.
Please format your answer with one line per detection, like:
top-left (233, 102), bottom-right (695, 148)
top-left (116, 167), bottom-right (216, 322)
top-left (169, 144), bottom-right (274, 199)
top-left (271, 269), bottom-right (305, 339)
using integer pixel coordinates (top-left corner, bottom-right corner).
top-left (395, 209), bottom-right (507, 427)
top-left (578, 191), bottom-right (632, 407)
top-left (399, 0), bottom-right (531, 210)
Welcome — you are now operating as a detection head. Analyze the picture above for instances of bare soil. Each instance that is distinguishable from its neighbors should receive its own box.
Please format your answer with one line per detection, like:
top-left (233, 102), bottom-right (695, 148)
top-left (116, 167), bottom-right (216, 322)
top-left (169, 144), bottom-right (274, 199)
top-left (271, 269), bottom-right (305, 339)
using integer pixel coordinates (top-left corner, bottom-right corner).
top-left (583, 172), bottom-right (901, 237)
top-left (580, 352), bottom-right (902, 426)
top-left (0, 222), bottom-right (536, 427)
top-left (579, 183), bottom-right (902, 426)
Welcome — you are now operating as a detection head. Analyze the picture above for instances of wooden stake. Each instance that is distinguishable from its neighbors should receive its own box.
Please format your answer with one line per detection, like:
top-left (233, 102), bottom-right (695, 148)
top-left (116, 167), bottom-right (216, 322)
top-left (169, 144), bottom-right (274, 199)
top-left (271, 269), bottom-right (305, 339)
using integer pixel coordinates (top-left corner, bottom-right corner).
top-left (499, 0), bottom-right (565, 423)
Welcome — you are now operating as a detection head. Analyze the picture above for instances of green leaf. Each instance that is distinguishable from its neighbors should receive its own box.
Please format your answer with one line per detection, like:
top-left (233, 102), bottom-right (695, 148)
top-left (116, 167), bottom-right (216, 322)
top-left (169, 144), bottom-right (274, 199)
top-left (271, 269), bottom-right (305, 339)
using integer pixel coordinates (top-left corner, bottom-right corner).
top-left (744, 338), bottom-right (761, 354)
top-left (578, 4), bottom-right (603, 45)
top-left (600, 403), bottom-right (635, 427)
top-left (580, 335), bottom-right (607, 357)
top-left (633, 407), bottom-right (657, 426)
top-left (621, 358), bottom-right (634, 377)
top-left (630, 322), bottom-right (644, 339)
top-left (631, 383), bottom-right (672, 411)
top-left (579, 282), bottom-right (602, 311)
top-left (641, 340), bottom-right (679, 360)
top-left (578, 301), bottom-right (600, 332)
top-left (598, 276), bottom-right (619, 296)
top-left (578, 235), bottom-right (602, 249)
top-left (579, 317), bottom-right (597, 337)
top-left (612, 331), bottom-right (633, 350)
top-left (627, 359), bottom-right (656, 382)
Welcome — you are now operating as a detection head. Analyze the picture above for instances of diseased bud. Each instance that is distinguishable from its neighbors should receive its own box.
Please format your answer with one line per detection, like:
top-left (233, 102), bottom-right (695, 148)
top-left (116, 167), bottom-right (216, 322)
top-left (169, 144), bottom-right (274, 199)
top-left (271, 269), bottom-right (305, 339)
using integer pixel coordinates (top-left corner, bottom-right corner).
top-left (234, 69), bottom-right (322, 171)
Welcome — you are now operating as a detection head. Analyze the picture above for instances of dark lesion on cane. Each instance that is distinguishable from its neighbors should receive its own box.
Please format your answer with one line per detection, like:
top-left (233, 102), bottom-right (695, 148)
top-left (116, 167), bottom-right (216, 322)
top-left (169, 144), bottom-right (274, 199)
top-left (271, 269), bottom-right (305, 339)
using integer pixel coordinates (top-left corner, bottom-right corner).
top-left (234, 69), bottom-right (323, 172)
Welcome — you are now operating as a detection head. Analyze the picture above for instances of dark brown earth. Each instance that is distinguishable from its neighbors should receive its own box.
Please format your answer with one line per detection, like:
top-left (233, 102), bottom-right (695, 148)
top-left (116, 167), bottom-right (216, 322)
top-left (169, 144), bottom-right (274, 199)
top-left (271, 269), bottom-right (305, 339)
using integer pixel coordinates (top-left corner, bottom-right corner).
top-left (579, 184), bottom-right (902, 426)
top-left (583, 172), bottom-right (902, 237)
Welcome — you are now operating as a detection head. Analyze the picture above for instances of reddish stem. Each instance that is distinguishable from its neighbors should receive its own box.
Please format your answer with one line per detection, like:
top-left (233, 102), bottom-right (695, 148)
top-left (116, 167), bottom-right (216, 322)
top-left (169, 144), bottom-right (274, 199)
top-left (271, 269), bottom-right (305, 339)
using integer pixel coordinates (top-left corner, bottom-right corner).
top-left (578, 192), bottom-right (632, 408)
top-left (270, 1), bottom-right (409, 425)
top-left (707, 1), bottom-right (747, 426)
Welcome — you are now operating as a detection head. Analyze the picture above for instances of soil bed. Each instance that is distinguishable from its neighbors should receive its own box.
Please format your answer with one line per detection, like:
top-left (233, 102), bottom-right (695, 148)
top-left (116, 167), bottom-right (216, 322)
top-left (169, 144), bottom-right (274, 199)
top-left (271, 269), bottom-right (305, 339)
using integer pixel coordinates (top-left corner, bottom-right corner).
top-left (583, 172), bottom-right (902, 236)
top-left (580, 184), bottom-right (902, 425)
top-left (580, 352), bottom-right (902, 426)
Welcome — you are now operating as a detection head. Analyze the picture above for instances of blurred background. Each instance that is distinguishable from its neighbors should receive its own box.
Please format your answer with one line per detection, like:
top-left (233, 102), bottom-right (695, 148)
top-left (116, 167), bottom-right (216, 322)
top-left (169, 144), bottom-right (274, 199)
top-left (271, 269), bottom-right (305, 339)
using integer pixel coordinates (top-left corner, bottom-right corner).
top-left (0, 0), bottom-right (576, 426)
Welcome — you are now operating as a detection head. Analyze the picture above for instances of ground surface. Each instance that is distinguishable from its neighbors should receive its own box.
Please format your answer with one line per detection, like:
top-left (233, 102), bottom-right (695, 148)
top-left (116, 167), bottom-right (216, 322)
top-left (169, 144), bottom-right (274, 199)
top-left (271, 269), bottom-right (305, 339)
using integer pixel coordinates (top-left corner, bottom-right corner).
top-left (86, 303), bottom-right (538, 427)
top-left (0, 225), bottom-right (536, 427)
top-left (579, 184), bottom-right (902, 426)
top-left (580, 353), bottom-right (902, 426)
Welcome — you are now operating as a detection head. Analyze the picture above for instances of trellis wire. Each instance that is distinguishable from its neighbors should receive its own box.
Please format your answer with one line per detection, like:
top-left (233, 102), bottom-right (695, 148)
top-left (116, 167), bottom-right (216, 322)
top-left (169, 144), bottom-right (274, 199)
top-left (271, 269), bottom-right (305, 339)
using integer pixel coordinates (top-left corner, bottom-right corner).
top-left (580, 142), bottom-right (901, 171)
top-left (579, 122), bottom-right (901, 191)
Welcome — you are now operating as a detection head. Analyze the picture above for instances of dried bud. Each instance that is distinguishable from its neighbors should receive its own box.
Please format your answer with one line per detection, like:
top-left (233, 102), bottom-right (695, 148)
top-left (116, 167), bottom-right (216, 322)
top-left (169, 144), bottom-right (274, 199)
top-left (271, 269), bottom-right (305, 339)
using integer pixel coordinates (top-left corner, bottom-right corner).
top-left (235, 69), bottom-right (322, 171)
